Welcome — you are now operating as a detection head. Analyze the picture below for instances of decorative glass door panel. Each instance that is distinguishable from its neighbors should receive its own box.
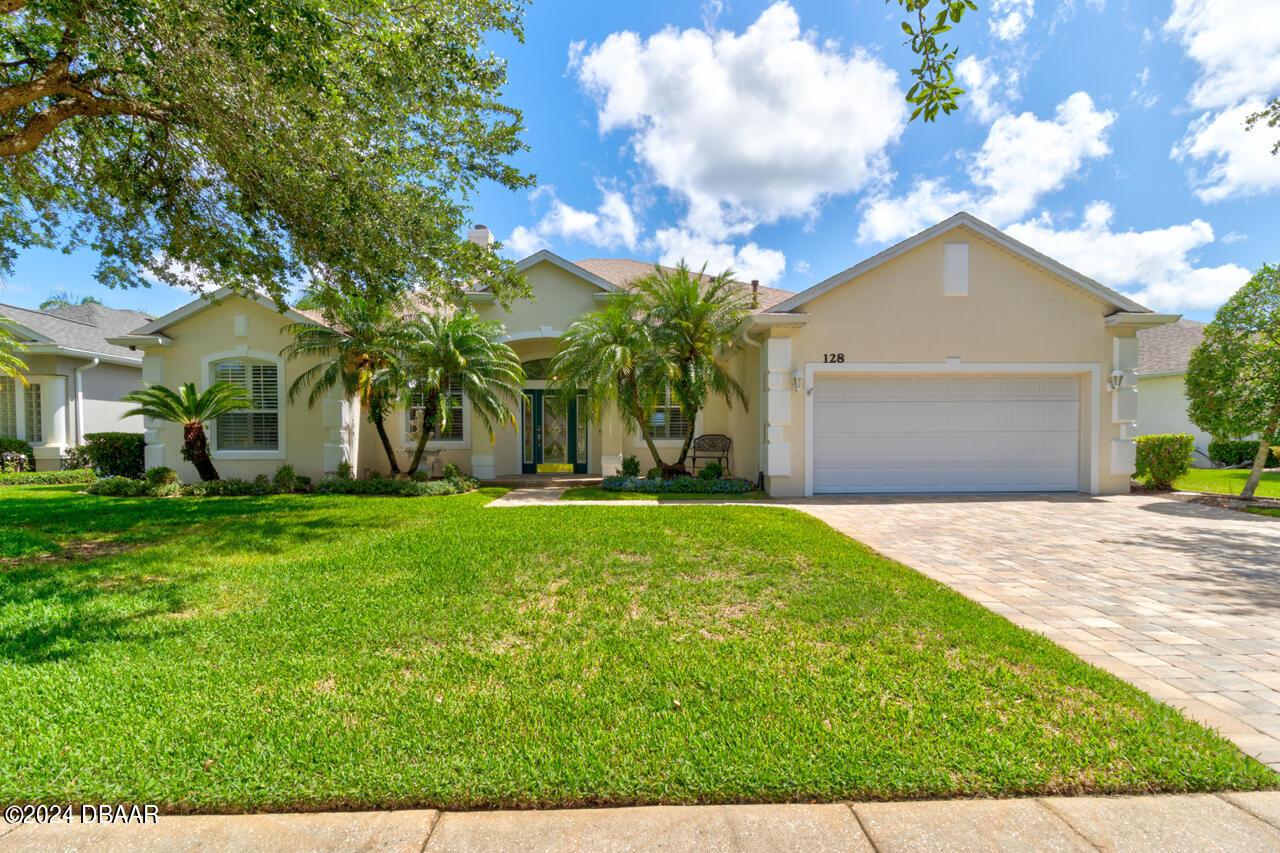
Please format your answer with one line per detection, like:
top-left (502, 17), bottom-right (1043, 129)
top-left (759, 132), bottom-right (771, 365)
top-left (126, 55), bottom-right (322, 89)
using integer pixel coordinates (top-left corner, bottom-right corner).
top-left (521, 390), bottom-right (587, 474)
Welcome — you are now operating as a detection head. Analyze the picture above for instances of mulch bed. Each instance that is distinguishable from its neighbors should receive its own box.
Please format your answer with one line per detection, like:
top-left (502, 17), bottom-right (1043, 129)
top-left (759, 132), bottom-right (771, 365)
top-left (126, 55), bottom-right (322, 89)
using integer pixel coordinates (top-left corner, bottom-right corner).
top-left (1133, 480), bottom-right (1280, 513)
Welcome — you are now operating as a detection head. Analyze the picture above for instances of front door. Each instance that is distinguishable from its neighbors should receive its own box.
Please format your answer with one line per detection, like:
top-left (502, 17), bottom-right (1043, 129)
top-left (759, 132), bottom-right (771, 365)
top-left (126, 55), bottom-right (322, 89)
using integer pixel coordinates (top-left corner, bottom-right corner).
top-left (522, 390), bottom-right (588, 474)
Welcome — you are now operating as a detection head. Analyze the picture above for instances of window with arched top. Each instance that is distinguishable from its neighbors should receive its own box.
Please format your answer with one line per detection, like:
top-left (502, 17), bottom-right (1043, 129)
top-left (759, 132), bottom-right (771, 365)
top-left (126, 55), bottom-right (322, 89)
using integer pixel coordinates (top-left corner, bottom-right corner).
top-left (210, 357), bottom-right (279, 451)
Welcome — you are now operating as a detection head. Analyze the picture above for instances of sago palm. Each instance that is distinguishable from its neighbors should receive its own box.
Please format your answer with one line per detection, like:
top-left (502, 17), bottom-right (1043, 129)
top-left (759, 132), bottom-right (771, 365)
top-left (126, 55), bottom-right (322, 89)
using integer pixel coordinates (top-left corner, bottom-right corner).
top-left (0, 318), bottom-right (28, 381)
top-left (633, 262), bottom-right (750, 471)
top-left (283, 293), bottom-right (412, 474)
top-left (550, 295), bottom-right (668, 469)
top-left (121, 382), bottom-right (251, 481)
top-left (401, 308), bottom-right (524, 475)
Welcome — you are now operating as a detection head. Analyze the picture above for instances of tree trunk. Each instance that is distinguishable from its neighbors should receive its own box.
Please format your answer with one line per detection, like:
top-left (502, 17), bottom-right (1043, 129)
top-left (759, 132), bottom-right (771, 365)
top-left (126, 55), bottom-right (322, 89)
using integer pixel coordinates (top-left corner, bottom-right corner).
top-left (674, 404), bottom-right (699, 466)
top-left (1241, 434), bottom-right (1275, 499)
top-left (627, 377), bottom-right (665, 470)
top-left (183, 423), bottom-right (220, 481)
top-left (407, 390), bottom-right (440, 475)
top-left (372, 414), bottom-right (400, 475)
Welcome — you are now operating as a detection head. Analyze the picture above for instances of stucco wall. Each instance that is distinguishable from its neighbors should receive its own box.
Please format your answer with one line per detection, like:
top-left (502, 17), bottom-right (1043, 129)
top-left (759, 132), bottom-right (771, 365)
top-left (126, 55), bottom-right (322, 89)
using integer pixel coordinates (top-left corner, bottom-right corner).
top-left (140, 294), bottom-right (341, 483)
top-left (761, 227), bottom-right (1136, 496)
top-left (80, 361), bottom-right (145, 435)
top-left (1137, 373), bottom-right (1213, 466)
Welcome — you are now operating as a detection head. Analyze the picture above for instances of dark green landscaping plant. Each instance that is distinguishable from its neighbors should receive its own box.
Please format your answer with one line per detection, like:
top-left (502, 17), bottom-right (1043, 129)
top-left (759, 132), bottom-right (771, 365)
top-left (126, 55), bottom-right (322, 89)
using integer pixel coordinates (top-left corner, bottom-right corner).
top-left (1134, 434), bottom-right (1196, 490)
top-left (81, 432), bottom-right (146, 478)
top-left (120, 383), bottom-right (251, 482)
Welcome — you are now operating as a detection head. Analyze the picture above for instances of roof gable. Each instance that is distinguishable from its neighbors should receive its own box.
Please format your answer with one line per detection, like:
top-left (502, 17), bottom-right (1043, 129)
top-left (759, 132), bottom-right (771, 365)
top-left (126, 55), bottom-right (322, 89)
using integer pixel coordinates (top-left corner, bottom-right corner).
top-left (129, 287), bottom-right (323, 336)
top-left (769, 212), bottom-right (1150, 315)
top-left (511, 250), bottom-right (619, 293)
top-left (0, 301), bottom-right (148, 362)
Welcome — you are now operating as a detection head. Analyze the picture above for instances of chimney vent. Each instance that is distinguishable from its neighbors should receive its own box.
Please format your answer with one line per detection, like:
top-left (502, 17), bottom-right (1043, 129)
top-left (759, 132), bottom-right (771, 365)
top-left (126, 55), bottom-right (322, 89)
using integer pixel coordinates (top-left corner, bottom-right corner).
top-left (467, 224), bottom-right (494, 248)
top-left (751, 279), bottom-right (759, 308)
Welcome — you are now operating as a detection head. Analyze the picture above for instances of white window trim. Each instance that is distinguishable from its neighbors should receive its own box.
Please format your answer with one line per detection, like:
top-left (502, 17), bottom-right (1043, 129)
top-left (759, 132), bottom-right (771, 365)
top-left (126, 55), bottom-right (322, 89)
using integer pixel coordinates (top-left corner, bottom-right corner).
top-left (201, 348), bottom-right (286, 461)
top-left (634, 402), bottom-right (703, 449)
top-left (800, 361), bottom-right (1101, 498)
top-left (400, 382), bottom-right (471, 450)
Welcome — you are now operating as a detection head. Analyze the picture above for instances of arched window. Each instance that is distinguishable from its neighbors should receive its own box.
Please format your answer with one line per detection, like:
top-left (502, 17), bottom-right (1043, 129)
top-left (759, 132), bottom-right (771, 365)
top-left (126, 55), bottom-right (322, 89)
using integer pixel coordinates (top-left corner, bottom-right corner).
top-left (211, 357), bottom-right (279, 450)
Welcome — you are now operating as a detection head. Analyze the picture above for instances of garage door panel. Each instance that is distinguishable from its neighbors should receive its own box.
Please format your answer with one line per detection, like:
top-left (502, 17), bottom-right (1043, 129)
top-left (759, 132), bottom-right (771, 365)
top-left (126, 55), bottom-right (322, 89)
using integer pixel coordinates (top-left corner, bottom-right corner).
top-left (812, 373), bottom-right (1080, 493)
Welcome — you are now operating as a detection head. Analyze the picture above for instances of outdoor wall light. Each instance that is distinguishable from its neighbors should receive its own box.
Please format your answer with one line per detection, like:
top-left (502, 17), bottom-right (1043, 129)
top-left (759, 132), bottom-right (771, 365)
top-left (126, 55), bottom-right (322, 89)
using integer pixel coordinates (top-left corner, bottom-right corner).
top-left (1108, 369), bottom-right (1127, 392)
top-left (792, 368), bottom-right (804, 392)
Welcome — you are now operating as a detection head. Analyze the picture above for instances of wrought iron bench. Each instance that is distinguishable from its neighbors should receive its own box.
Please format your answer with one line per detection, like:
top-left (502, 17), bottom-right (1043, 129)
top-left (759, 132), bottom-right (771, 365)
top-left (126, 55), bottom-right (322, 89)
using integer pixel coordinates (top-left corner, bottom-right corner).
top-left (690, 433), bottom-right (732, 475)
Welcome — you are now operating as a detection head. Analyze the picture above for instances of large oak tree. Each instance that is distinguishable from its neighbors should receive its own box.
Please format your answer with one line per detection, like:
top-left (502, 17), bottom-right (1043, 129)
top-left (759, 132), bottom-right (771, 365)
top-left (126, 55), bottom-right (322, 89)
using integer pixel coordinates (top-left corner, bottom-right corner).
top-left (0, 0), bottom-right (533, 303)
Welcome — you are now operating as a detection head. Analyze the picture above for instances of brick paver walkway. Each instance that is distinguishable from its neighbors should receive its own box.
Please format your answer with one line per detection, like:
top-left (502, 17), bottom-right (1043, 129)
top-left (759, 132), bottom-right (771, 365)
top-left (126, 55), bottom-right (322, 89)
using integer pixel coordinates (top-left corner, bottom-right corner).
top-left (786, 493), bottom-right (1280, 771)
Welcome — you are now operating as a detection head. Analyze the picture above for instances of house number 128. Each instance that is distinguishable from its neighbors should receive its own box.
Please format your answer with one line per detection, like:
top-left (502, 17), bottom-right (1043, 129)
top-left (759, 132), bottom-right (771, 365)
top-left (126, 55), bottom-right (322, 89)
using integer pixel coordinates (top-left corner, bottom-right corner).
top-left (823, 353), bottom-right (845, 363)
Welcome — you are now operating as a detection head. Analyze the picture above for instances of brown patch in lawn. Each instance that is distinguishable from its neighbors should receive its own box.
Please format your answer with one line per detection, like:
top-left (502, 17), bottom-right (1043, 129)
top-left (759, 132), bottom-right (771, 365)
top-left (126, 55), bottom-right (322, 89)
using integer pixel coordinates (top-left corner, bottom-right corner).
top-left (0, 537), bottom-right (139, 568)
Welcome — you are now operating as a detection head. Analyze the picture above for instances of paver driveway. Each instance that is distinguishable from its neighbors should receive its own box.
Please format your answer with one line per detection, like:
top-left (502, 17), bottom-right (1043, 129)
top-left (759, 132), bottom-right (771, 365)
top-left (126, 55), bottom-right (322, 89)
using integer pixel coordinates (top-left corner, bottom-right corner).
top-left (786, 493), bottom-right (1280, 772)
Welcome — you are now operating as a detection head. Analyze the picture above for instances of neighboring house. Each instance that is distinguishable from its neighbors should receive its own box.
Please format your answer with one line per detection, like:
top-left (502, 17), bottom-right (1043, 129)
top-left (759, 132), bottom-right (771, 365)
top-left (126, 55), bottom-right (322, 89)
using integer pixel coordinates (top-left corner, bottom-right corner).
top-left (1135, 319), bottom-right (1213, 466)
top-left (109, 213), bottom-right (1173, 496)
top-left (0, 302), bottom-right (149, 469)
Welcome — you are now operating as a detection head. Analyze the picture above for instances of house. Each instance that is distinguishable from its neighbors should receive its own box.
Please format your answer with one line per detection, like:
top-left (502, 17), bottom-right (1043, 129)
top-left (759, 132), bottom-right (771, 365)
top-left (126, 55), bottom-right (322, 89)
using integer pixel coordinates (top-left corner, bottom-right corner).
top-left (0, 302), bottom-right (148, 469)
top-left (1135, 319), bottom-right (1213, 466)
top-left (108, 213), bottom-right (1174, 495)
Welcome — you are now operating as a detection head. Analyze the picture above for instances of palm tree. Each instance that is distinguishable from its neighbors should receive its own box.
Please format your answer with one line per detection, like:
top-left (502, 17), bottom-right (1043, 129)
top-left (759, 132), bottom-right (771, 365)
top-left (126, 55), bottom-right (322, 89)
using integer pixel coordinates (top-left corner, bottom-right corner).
top-left (0, 318), bottom-right (28, 381)
top-left (121, 382), bottom-right (252, 481)
top-left (550, 295), bottom-right (668, 470)
top-left (633, 263), bottom-right (751, 472)
top-left (401, 308), bottom-right (524, 475)
top-left (282, 293), bottom-right (412, 474)
top-left (40, 290), bottom-right (102, 309)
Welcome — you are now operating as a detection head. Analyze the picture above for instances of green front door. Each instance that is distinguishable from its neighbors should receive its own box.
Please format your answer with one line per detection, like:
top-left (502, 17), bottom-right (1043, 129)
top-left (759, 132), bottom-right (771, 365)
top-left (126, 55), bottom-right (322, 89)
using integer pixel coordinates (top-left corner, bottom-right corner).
top-left (522, 390), bottom-right (588, 474)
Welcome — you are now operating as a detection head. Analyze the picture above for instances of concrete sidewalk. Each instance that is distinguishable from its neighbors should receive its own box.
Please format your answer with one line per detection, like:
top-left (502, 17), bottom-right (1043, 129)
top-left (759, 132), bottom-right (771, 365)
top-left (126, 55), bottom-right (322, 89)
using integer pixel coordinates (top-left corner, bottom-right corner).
top-left (5, 793), bottom-right (1280, 852)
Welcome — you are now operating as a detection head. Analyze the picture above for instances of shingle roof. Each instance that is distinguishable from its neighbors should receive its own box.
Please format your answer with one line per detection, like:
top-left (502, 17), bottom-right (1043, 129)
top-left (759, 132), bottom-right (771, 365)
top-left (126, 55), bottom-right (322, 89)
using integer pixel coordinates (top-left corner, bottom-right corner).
top-left (1136, 318), bottom-right (1205, 375)
top-left (0, 302), bottom-right (150, 362)
top-left (574, 258), bottom-right (795, 312)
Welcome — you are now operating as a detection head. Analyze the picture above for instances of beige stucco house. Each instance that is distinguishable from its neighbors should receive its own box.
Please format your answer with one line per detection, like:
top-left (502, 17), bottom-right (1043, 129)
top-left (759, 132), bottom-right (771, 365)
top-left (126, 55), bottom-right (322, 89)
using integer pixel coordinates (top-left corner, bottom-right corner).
top-left (1, 302), bottom-right (148, 469)
top-left (108, 213), bottom-right (1174, 496)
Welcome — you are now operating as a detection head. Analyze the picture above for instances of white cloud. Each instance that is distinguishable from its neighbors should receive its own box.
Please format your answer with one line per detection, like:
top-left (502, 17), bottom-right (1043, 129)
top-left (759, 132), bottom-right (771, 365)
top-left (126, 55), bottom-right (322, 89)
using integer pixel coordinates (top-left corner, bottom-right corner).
top-left (971, 92), bottom-right (1114, 223)
top-left (573, 1), bottom-right (906, 238)
top-left (1165, 0), bottom-right (1280, 201)
top-left (859, 92), bottom-right (1114, 242)
top-left (1005, 202), bottom-right (1251, 312)
top-left (858, 180), bottom-right (974, 243)
top-left (653, 228), bottom-right (787, 285)
top-left (504, 188), bottom-right (640, 258)
top-left (1130, 67), bottom-right (1158, 109)
top-left (1172, 100), bottom-right (1280, 202)
top-left (1221, 230), bottom-right (1246, 244)
top-left (989, 0), bottom-right (1034, 40)
top-left (1165, 0), bottom-right (1280, 110)
top-left (956, 56), bottom-right (1019, 123)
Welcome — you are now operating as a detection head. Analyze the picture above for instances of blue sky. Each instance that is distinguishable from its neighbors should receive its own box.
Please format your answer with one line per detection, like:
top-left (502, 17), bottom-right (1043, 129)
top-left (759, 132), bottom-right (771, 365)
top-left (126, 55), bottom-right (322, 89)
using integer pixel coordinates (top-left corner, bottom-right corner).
top-left (2, 0), bottom-right (1277, 322)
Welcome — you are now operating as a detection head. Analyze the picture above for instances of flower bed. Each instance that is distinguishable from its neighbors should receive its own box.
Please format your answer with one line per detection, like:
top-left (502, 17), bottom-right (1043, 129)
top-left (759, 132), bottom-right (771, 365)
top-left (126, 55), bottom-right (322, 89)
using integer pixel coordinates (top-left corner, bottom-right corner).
top-left (86, 468), bottom-right (479, 498)
top-left (601, 474), bottom-right (757, 494)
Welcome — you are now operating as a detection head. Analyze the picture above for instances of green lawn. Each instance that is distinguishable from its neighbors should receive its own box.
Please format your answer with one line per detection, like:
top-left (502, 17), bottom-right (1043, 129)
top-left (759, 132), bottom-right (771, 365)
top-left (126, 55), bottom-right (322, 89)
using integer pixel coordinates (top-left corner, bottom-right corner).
top-left (561, 486), bottom-right (768, 501)
top-left (1174, 467), bottom-right (1280, 498)
top-left (0, 485), bottom-right (1273, 812)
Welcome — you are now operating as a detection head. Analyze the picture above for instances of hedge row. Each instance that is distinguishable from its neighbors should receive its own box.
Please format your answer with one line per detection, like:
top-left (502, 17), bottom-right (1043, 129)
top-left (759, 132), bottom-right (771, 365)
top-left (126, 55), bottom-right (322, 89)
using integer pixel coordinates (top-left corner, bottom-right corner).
top-left (1207, 439), bottom-right (1279, 468)
top-left (86, 466), bottom-right (477, 498)
top-left (81, 432), bottom-right (146, 478)
top-left (0, 468), bottom-right (96, 486)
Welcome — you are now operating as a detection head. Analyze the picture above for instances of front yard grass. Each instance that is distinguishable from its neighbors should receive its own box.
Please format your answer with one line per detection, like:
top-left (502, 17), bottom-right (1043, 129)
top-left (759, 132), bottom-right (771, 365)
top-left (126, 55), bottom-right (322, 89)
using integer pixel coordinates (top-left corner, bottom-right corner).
top-left (0, 485), bottom-right (1273, 812)
top-left (1174, 468), bottom-right (1280, 498)
top-left (561, 486), bottom-right (768, 501)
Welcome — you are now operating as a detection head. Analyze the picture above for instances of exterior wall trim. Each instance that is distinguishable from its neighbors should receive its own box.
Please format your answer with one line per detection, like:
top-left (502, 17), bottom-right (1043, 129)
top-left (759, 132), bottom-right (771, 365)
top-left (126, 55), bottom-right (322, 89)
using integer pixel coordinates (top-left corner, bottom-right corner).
top-left (801, 360), bottom-right (1103, 498)
top-left (200, 347), bottom-right (288, 461)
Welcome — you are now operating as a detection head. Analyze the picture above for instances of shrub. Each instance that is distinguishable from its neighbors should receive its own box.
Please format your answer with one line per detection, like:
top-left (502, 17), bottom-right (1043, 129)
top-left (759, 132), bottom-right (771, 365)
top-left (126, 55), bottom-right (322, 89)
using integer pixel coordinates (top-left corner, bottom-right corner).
top-left (272, 464), bottom-right (301, 493)
top-left (645, 466), bottom-right (662, 480)
top-left (600, 475), bottom-right (756, 495)
top-left (0, 468), bottom-right (95, 486)
top-left (63, 446), bottom-right (91, 470)
top-left (87, 476), bottom-right (148, 496)
top-left (619, 455), bottom-right (641, 478)
top-left (315, 473), bottom-right (478, 497)
top-left (81, 432), bottom-right (145, 478)
top-left (697, 461), bottom-right (724, 481)
top-left (1134, 434), bottom-right (1195, 489)
top-left (1207, 439), bottom-right (1278, 469)
top-left (0, 438), bottom-right (35, 470)
top-left (145, 466), bottom-right (180, 486)
top-left (181, 478), bottom-right (264, 497)
top-left (442, 461), bottom-right (463, 480)
top-left (335, 461), bottom-right (353, 479)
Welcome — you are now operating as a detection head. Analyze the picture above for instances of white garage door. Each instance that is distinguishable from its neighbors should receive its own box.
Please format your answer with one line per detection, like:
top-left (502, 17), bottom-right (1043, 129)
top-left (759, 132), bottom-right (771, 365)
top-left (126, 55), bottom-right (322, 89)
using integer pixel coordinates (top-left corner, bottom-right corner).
top-left (812, 374), bottom-right (1080, 494)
